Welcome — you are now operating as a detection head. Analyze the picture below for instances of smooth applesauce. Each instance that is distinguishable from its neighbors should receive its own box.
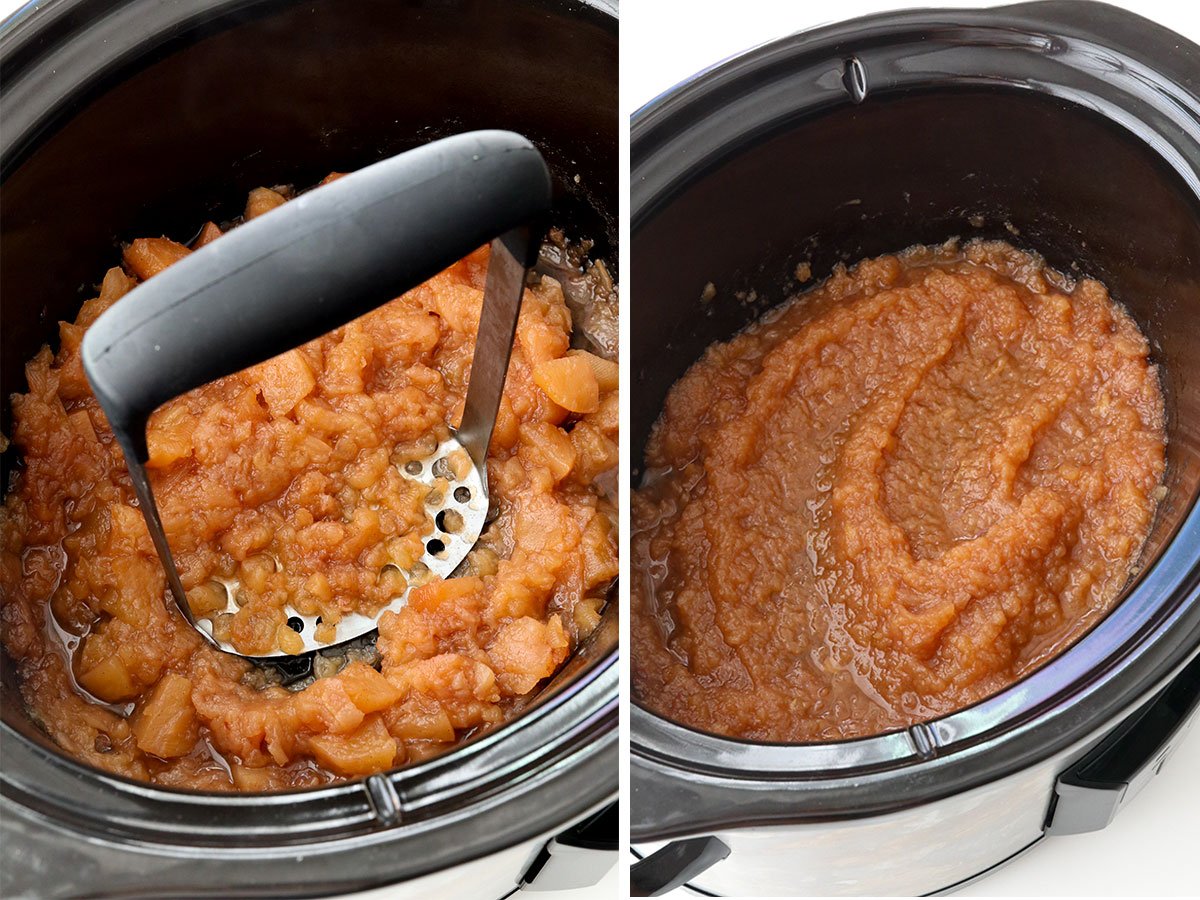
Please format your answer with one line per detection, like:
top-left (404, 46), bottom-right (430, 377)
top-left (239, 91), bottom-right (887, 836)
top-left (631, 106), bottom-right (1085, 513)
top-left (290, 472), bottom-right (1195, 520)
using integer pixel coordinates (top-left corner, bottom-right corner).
top-left (0, 181), bottom-right (619, 788)
top-left (632, 241), bottom-right (1165, 741)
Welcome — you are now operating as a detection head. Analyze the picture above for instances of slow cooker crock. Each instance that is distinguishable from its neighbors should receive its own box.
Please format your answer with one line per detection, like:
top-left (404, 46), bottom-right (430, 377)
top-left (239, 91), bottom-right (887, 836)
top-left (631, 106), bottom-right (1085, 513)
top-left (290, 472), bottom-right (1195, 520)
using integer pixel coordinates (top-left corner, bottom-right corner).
top-left (0, 1), bottom-right (618, 897)
top-left (629, 2), bottom-right (1200, 895)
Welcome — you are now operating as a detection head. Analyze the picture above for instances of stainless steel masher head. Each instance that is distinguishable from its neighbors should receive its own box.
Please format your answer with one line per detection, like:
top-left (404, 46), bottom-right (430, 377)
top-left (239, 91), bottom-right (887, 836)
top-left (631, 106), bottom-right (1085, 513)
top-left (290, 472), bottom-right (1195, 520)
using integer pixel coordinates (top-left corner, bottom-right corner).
top-left (81, 130), bottom-right (551, 662)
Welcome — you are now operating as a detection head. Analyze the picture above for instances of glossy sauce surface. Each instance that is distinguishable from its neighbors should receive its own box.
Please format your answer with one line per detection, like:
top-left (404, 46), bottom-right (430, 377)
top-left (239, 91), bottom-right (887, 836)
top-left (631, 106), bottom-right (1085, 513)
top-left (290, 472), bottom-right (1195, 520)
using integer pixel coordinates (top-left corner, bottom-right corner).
top-left (0, 183), bottom-right (619, 788)
top-left (632, 242), bottom-right (1165, 741)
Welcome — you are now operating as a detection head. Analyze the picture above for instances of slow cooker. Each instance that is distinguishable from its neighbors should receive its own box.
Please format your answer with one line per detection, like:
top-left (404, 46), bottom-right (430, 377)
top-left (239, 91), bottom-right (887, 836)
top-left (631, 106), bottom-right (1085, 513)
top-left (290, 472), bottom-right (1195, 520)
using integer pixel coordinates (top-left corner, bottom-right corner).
top-left (629, 2), bottom-right (1200, 895)
top-left (0, 1), bottom-right (617, 897)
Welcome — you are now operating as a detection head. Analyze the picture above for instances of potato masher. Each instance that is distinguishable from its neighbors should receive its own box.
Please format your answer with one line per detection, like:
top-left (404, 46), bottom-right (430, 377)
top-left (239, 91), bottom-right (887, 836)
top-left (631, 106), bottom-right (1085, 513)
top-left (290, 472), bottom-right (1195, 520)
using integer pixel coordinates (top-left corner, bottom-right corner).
top-left (81, 130), bottom-right (550, 661)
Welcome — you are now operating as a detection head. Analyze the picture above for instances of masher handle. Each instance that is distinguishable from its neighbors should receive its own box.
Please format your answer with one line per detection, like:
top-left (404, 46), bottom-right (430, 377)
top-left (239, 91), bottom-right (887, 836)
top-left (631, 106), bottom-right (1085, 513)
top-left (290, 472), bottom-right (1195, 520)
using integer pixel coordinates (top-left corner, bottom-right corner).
top-left (82, 130), bottom-right (552, 461)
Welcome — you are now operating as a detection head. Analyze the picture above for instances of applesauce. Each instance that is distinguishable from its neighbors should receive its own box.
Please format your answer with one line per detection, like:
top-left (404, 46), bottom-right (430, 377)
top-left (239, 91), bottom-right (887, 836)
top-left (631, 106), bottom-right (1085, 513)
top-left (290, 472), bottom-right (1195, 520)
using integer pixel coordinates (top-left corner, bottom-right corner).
top-left (0, 182), bottom-right (619, 788)
top-left (632, 241), bottom-right (1165, 742)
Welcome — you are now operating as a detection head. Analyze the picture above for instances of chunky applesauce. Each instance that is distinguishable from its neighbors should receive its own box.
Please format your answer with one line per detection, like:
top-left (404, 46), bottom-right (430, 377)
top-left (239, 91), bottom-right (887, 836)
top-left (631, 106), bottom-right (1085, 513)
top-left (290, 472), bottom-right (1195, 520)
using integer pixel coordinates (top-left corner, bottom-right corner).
top-left (632, 241), bottom-right (1165, 742)
top-left (0, 181), bottom-right (618, 788)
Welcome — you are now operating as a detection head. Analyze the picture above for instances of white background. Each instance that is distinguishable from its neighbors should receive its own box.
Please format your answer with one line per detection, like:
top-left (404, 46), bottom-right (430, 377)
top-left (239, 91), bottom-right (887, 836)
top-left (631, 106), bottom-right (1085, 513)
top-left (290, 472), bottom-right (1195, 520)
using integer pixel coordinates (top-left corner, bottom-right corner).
top-left (622, 0), bottom-right (1200, 897)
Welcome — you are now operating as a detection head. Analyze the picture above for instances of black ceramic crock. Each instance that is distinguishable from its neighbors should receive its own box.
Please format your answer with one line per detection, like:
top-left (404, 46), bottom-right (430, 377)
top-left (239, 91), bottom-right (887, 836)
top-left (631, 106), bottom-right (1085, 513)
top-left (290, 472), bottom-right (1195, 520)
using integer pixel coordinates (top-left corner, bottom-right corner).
top-left (0, 1), bottom-right (617, 897)
top-left (630, 2), bottom-right (1200, 895)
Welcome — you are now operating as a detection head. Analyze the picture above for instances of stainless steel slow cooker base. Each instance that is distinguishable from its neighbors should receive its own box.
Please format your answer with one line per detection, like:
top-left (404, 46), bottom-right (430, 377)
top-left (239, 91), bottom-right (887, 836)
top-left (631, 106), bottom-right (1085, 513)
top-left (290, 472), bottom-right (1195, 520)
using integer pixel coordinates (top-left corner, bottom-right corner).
top-left (629, 2), bottom-right (1200, 895)
top-left (633, 654), bottom-right (1200, 896)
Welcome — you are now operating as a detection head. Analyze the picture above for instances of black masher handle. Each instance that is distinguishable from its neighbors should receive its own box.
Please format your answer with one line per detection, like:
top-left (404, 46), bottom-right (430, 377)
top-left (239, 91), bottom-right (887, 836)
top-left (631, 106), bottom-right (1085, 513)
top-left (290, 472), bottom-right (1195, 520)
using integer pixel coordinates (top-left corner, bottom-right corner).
top-left (82, 129), bottom-right (552, 460)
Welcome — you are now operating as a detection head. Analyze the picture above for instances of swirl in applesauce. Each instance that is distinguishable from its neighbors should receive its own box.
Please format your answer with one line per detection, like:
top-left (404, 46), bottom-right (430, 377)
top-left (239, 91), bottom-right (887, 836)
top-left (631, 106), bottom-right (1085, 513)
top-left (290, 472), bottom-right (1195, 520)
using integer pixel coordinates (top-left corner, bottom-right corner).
top-left (632, 241), bottom-right (1164, 741)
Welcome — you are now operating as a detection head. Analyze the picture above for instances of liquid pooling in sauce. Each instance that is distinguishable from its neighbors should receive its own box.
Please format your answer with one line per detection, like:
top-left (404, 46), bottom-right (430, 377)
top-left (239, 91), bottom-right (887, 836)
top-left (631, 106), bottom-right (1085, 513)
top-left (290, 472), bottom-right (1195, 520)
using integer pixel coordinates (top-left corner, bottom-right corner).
top-left (632, 241), bottom-right (1165, 742)
top-left (0, 180), bottom-right (619, 789)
